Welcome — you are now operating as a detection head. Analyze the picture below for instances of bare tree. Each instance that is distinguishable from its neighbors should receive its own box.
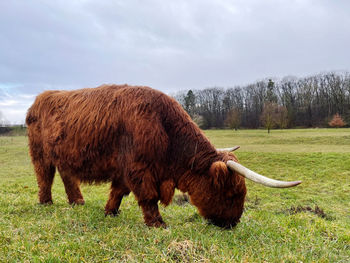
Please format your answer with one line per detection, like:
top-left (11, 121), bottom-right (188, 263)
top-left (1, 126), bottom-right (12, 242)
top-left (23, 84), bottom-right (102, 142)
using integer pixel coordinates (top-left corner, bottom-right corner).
top-left (260, 102), bottom-right (279, 133)
top-left (192, 114), bottom-right (206, 129)
top-left (0, 110), bottom-right (7, 127)
top-left (276, 105), bottom-right (289, 129)
top-left (225, 108), bottom-right (241, 131)
top-left (196, 87), bottom-right (225, 128)
top-left (280, 77), bottom-right (297, 127)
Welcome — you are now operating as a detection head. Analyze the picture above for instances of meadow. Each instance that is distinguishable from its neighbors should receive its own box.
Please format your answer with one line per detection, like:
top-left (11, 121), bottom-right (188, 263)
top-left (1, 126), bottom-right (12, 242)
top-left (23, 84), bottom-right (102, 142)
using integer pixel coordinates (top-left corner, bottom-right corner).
top-left (0, 128), bottom-right (349, 262)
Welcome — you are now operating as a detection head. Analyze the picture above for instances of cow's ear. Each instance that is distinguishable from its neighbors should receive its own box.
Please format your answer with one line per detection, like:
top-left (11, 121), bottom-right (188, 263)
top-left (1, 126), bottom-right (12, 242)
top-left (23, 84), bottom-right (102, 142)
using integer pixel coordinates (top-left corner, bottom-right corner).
top-left (210, 161), bottom-right (229, 188)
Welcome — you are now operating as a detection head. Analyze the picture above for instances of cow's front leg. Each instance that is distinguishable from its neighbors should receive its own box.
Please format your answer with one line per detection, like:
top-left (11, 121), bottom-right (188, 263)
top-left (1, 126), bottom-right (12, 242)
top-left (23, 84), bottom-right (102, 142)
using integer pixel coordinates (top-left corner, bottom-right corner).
top-left (129, 167), bottom-right (166, 227)
top-left (105, 181), bottom-right (130, 216)
top-left (138, 199), bottom-right (166, 228)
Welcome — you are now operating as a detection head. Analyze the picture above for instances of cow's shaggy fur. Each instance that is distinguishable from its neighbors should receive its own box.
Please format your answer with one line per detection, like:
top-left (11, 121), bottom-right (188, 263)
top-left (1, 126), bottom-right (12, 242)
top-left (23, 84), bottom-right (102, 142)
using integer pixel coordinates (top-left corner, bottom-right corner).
top-left (26, 85), bottom-right (246, 227)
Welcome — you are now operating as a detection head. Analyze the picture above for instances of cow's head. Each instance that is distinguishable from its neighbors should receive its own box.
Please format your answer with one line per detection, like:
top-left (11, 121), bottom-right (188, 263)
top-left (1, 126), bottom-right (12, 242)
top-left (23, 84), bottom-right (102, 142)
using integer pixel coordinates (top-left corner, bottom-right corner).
top-left (189, 147), bottom-right (301, 228)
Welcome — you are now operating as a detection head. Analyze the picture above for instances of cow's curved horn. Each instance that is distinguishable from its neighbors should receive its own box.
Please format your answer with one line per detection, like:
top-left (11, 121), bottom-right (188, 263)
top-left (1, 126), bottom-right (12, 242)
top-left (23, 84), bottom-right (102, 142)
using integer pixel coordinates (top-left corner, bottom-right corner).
top-left (217, 146), bottom-right (240, 152)
top-left (226, 160), bottom-right (301, 188)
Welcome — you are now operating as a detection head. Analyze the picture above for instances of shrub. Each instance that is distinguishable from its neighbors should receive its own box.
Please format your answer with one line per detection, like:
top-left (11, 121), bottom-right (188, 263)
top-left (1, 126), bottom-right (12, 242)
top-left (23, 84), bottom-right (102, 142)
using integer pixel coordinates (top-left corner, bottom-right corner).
top-left (328, 113), bottom-right (346, 128)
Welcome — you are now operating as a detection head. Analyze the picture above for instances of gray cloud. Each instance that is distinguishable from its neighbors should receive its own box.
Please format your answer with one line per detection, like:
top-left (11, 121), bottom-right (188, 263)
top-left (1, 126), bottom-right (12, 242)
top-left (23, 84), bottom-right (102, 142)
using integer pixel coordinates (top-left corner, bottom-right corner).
top-left (0, 0), bottom-right (350, 123)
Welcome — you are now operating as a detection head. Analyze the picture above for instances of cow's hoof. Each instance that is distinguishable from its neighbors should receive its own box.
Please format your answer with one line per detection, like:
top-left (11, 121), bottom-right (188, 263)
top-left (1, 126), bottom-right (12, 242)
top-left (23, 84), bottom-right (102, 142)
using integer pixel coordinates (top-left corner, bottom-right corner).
top-left (39, 200), bottom-right (53, 205)
top-left (146, 220), bottom-right (167, 228)
top-left (105, 209), bottom-right (121, 217)
top-left (70, 199), bottom-right (85, 205)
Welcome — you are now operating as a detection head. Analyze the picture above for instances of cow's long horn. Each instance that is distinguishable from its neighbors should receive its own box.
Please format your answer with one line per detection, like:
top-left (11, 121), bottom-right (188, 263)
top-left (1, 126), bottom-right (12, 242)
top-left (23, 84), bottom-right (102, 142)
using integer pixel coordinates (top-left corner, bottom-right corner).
top-left (226, 160), bottom-right (301, 188)
top-left (217, 146), bottom-right (240, 152)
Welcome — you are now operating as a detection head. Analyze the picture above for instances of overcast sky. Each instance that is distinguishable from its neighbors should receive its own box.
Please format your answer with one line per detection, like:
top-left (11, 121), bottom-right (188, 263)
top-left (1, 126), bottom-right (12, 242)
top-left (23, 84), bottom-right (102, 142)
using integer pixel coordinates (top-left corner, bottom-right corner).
top-left (1, 0), bottom-right (350, 123)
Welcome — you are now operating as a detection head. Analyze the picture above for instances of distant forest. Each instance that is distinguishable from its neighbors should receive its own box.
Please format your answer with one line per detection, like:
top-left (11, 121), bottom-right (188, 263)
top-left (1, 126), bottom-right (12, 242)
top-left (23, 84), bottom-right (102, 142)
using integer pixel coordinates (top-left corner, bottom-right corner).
top-left (175, 72), bottom-right (350, 129)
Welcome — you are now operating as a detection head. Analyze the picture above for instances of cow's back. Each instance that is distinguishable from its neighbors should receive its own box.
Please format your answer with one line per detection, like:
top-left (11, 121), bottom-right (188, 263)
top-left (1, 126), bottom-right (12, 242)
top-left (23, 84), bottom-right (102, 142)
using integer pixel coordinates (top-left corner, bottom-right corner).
top-left (26, 85), bottom-right (181, 182)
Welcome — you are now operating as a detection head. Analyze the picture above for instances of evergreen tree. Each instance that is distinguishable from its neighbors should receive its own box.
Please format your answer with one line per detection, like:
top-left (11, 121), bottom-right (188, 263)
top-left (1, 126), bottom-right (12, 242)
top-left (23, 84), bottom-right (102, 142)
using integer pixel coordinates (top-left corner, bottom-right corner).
top-left (184, 90), bottom-right (196, 117)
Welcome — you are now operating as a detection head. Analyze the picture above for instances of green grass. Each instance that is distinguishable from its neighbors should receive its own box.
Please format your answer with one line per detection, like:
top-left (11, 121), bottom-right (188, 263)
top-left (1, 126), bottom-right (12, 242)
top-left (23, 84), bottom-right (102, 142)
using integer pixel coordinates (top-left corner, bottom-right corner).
top-left (1, 129), bottom-right (349, 262)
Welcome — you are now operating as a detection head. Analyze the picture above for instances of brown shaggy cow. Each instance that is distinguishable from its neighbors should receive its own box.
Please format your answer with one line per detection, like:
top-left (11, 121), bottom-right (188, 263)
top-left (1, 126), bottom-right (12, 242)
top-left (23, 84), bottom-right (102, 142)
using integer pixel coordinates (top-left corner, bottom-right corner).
top-left (26, 85), bottom-right (300, 228)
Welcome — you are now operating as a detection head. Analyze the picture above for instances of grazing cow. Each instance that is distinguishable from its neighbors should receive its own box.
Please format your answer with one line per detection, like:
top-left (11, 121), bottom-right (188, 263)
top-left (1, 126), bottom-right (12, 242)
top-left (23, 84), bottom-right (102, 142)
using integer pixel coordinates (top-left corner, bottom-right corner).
top-left (26, 85), bottom-right (301, 228)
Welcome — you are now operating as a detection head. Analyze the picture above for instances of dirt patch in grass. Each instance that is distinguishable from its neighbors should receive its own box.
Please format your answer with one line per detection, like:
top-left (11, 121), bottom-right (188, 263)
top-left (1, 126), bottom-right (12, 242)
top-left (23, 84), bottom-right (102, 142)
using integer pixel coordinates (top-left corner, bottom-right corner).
top-left (167, 240), bottom-right (208, 262)
top-left (286, 205), bottom-right (332, 220)
top-left (244, 195), bottom-right (262, 211)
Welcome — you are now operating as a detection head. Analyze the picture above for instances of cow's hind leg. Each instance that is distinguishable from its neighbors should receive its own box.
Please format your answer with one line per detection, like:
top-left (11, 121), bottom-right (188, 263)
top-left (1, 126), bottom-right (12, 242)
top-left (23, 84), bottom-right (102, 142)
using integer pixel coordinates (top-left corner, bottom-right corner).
top-left (59, 172), bottom-right (85, 205)
top-left (105, 180), bottom-right (130, 216)
top-left (33, 162), bottom-right (56, 204)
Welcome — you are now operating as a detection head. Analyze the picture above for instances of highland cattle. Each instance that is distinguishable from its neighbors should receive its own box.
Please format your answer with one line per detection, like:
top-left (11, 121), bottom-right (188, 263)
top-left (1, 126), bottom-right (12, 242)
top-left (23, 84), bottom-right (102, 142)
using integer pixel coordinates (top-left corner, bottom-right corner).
top-left (26, 85), bottom-right (301, 228)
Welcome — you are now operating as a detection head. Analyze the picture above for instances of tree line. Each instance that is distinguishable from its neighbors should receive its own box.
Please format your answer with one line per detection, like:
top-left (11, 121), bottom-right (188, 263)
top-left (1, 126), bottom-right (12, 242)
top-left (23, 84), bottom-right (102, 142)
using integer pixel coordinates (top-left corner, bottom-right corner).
top-left (174, 72), bottom-right (350, 129)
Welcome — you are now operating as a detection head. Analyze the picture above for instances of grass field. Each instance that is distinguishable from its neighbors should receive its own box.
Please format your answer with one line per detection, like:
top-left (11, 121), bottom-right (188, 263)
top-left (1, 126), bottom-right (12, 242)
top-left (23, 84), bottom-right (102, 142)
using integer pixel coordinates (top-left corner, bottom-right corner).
top-left (0, 128), bottom-right (349, 262)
